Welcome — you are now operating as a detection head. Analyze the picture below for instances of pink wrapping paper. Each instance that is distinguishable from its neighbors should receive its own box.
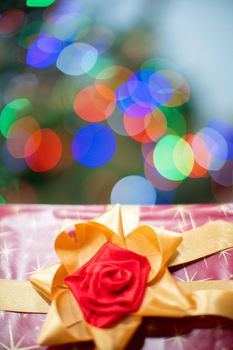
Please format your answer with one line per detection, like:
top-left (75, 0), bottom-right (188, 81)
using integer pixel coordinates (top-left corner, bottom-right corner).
top-left (0, 204), bottom-right (233, 350)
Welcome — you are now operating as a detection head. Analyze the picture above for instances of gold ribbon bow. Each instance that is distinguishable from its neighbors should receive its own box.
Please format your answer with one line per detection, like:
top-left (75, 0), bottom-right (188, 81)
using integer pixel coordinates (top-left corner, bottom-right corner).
top-left (1, 205), bottom-right (233, 350)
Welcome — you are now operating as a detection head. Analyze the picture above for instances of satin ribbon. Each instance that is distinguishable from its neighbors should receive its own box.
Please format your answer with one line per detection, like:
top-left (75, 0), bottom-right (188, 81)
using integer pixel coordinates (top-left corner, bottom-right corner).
top-left (0, 205), bottom-right (233, 350)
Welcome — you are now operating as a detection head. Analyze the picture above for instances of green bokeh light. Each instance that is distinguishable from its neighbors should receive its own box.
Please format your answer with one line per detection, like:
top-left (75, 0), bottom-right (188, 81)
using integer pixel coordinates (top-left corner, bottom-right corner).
top-left (161, 106), bottom-right (187, 137)
top-left (0, 194), bottom-right (6, 204)
top-left (26, 0), bottom-right (56, 7)
top-left (0, 98), bottom-right (32, 138)
top-left (153, 135), bottom-right (194, 181)
top-left (173, 137), bottom-right (194, 177)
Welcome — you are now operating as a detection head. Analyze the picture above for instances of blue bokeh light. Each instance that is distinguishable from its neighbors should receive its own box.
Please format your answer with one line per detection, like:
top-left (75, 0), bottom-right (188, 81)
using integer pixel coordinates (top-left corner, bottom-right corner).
top-left (116, 70), bottom-right (172, 117)
top-left (26, 34), bottom-right (63, 68)
top-left (207, 119), bottom-right (233, 160)
top-left (72, 123), bottom-right (116, 167)
top-left (56, 42), bottom-right (98, 76)
top-left (110, 175), bottom-right (156, 204)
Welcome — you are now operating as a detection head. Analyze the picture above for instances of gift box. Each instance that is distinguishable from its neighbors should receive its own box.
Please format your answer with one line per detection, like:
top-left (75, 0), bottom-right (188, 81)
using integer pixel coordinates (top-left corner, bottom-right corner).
top-left (0, 204), bottom-right (233, 350)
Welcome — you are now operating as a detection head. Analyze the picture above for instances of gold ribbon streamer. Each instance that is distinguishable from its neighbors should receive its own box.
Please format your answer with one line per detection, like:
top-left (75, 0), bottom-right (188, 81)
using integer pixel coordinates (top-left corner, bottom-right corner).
top-left (184, 288), bottom-right (233, 320)
top-left (1, 279), bottom-right (233, 315)
top-left (0, 279), bottom-right (49, 313)
top-left (179, 281), bottom-right (233, 320)
top-left (169, 220), bottom-right (233, 266)
top-left (178, 280), bottom-right (233, 292)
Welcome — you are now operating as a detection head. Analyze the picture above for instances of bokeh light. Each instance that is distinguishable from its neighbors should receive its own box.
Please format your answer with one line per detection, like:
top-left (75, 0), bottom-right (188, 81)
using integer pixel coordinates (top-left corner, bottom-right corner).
top-left (43, 0), bottom-right (83, 22)
top-left (95, 65), bottom-right (133, 90)
top-left (26, 0), bottom-right (56, 7)
top-left (209, 160), bottom-right (233, 187)
top-left (158, 70), bottom-right (190, 107)
top-left (123, 109), bottom-right (166, 143)
top-left (0, 98), bottom-right (32, 138)
top-left (144, 162), bottom-right (181, 191)
top-left (148, 71), bottom-right (173, 105)
top-left (0, 194), bottom-right (6, 204)
top-left (124, 113), bottom-right (152, 143)
top-left (72, 124), bottom-right (116, 167)
top-left (56, 43), bottom-right (98, 76)
top-left (6, 116), bottom-right (40, 159)
top-left (153, 135), bottom-right (194, 181)
top-left (195, 127), bottom-right (228, 171)
top-left (142, 142), bottom-right (156, 167)
top-left (74, 84), bottom-right (115, 122)
top-left (43, 1), bottom-right (88, 42)
top-left (26, 34), bottom-right (63, 68)
top-left (116, 71), bottom-right (158, 118)
top-left (0, 10), bottom-right (25, 36)
top-left (115, 68), bottom-right (188, 118)
top-left (184, 134), bottom-right (209, 178)
top-left (25, 129), bottom-right (62, 172)
top-left (161, 106), bottom-right (187, 137)
top-left (145, 109), bottom-right (167, 141)
top-left (208, 119), bottom-right (233, 160)
top-left (44, 14), bottom-right (89, 42)
top-left (142, 142), bottom-right (181, 190)
top-left (110, 175), bottom-right (156, 204)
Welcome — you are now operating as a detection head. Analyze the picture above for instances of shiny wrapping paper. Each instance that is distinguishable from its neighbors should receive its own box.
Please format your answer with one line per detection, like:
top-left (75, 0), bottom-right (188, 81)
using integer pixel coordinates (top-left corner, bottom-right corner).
top-left (0, 204), bottom-right (233, 350)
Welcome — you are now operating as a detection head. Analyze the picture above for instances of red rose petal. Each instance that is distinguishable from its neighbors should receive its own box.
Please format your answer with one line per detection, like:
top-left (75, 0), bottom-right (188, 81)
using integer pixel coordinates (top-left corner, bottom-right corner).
top-left (65, 242), bottom-right (150, 328)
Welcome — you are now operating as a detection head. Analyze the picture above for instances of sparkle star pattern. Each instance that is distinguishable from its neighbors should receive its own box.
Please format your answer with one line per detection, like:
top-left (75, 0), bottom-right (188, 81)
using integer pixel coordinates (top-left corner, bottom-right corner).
top-left (218, 204), bottom-right (230, 217)
top-left (203, 256), bottom-right (209, 269)
top-left (174, 266), bottom-right (212, 283)
top-left (165, 327), bottom-right (188, 350)
top-left (173, 205), bottom-right (189, 226)
top-left (0, 204), bottom-right (233, 349)
top-left (24, 256), bottom-right (47, 277)
top-left (165, 334), bottom-right (187, 349)
top-left (0, 323), bottom-right (38, 350)
top-left (0, 242), bottom-right (17, 265)
top-left (175, 267), bottom-right (198, 282)
top-left (218, 249), bottom-right (232, 265)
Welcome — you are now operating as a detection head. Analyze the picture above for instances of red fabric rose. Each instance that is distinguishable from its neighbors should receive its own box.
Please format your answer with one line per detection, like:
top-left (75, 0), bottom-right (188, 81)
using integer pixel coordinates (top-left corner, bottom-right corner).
top-left (64, 242), bottom-right (150, 328)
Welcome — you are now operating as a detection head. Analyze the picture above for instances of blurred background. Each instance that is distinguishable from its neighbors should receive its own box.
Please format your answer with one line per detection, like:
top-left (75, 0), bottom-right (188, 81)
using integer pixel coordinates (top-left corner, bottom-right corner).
top-left (0, 0), bottom-right (233, 205)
